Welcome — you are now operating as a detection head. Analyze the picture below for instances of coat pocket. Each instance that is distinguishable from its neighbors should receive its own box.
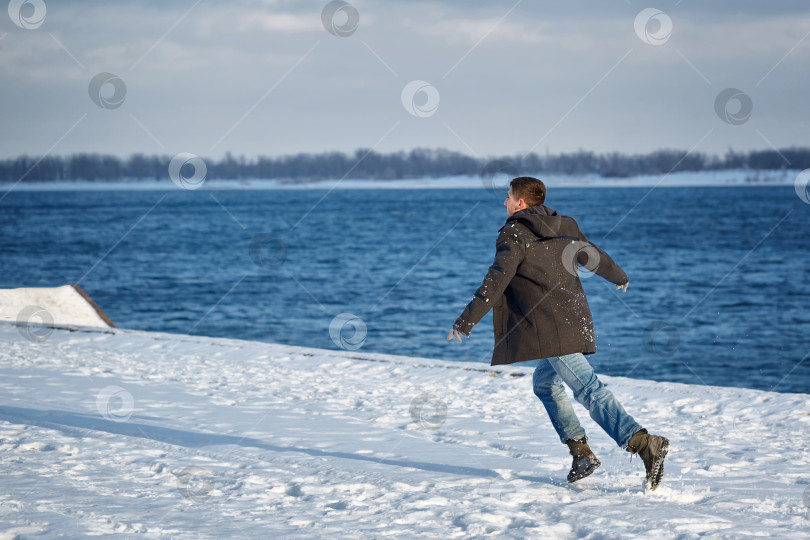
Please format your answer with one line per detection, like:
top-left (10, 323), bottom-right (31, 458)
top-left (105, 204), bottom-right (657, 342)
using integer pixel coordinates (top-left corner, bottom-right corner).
top-left (492, 304), bottom-right (507, 339)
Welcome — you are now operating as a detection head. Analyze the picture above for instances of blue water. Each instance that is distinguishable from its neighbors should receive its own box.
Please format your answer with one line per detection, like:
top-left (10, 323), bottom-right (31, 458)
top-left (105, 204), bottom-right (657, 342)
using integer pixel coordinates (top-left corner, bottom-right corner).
top-left (1, 185), bottom-right (808, 394)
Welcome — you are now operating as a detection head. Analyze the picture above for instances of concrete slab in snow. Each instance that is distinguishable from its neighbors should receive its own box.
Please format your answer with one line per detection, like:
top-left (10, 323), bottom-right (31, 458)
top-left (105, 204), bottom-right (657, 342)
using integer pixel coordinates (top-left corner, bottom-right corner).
top-left (0, 284), bottom-right (115, 329)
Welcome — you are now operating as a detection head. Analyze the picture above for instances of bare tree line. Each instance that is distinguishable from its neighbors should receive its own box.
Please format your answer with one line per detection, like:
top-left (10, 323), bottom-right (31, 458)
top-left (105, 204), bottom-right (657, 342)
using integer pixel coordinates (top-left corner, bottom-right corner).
top-left (1, 147), bottom-right (806, 183)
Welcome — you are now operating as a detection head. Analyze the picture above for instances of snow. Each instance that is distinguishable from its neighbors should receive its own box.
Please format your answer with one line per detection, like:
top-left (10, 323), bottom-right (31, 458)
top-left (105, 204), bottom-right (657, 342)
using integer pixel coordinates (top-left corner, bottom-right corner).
top-left (0, 168), bottom-right (799, 191)
top-left (1, 320), bottom-right (809, 538)
top-left (0, 286), bottom-right (112, 329)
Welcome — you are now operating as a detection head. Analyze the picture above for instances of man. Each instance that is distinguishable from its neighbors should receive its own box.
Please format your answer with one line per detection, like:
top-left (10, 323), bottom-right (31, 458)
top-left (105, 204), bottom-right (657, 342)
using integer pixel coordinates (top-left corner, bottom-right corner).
top-left (447, 176), bottom-right (669, 491)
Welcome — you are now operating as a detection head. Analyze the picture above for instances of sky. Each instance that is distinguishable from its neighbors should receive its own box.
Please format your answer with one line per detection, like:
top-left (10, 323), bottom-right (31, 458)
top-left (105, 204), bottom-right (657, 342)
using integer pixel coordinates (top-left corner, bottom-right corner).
top-left (0, 0), bottom-right (809, 161)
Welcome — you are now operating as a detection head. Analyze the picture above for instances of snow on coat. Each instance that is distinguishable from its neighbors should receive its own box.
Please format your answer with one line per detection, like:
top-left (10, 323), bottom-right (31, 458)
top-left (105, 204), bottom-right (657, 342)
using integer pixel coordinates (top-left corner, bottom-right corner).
top-left (454, 204), bottom-right (628, 366)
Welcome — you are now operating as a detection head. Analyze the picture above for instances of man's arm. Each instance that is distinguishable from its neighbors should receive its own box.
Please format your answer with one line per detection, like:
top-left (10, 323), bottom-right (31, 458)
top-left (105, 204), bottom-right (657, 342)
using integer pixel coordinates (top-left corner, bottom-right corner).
top-left (576, 228), bottom-right (628, 286)
top-left (452, 227), bottom-right (526, 337)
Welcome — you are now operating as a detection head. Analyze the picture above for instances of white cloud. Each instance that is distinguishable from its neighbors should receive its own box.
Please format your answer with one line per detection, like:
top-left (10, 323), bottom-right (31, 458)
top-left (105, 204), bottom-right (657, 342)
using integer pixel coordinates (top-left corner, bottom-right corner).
top-left (236, 12), bottom-right (323, 33)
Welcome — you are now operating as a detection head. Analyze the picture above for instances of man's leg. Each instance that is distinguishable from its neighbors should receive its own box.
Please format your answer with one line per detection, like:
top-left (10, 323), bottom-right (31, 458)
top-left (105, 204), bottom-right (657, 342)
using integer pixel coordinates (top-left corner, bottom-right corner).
top-left (547, 352), bottom-right (643, 449)
top-left (532, 357), bottom-right (587, 444)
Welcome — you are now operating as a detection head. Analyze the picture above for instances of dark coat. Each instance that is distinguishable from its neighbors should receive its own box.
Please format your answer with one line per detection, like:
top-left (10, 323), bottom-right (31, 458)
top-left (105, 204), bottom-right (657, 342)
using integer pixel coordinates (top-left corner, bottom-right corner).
top-left (454, 204), bottom-right (628, 366)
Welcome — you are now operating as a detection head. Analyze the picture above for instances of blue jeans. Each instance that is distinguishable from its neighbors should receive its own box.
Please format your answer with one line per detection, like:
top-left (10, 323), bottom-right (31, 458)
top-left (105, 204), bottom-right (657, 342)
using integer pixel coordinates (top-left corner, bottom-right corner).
top-left (532, 352), bottom-right (643, 449)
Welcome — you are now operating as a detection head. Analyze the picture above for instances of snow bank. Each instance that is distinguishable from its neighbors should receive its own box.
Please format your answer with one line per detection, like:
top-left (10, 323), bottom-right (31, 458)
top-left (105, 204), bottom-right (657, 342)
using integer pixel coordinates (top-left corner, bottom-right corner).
top-left (0, 285), bottom-right (114, 329)
top-left (0, 168), bottom-right (798, 191)
top-left (1, 321), bottom-right (808, 538)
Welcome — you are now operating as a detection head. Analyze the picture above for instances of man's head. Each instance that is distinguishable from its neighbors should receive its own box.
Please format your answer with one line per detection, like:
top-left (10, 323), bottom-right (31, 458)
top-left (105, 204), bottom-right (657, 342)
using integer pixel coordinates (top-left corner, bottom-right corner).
top-left (505, 176), bottom-right (546, 216)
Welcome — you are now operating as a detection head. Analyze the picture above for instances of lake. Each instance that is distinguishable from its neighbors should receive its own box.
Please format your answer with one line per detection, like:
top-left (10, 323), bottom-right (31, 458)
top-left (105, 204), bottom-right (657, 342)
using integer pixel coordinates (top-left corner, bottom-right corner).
top-left (1, 183), bottom-right (808, 393)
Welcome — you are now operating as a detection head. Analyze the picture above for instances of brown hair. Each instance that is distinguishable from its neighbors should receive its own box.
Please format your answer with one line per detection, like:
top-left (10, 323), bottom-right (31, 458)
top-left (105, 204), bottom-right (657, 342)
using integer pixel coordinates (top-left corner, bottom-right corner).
top-left (510, 176), bottom-right (546, 207)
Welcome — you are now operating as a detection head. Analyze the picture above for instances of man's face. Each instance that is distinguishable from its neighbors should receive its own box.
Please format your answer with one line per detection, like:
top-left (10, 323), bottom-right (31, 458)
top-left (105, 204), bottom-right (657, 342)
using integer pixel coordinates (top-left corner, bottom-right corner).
top-left (504, 188), bottom-right (523, 217)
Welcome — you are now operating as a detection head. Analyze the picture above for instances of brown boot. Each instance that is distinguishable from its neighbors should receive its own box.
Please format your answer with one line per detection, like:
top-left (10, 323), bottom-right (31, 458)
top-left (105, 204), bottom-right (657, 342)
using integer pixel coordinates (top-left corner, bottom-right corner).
top-left (626, 428), bottom-right (669, 491)
top-left (565, 436), bottom-right (601, 483)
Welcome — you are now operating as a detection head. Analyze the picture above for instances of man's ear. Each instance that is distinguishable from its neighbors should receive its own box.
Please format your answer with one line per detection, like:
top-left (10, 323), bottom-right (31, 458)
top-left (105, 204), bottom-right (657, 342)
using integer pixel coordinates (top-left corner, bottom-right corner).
top-left (518, 198), bottom-right (526, 209)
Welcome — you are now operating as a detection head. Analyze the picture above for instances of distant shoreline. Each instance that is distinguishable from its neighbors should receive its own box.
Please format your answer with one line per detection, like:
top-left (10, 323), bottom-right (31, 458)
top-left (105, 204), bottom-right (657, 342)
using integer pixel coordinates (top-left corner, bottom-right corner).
top-left (0, 169), bottom-right (799, 191)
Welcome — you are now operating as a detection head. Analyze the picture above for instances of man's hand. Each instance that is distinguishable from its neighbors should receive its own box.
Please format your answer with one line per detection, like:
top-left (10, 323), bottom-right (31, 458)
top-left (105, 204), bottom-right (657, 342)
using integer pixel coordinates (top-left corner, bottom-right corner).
top-left (616, 280), bottom-right (629, 293)
top-left (447, 326), bottom-right (465, 343)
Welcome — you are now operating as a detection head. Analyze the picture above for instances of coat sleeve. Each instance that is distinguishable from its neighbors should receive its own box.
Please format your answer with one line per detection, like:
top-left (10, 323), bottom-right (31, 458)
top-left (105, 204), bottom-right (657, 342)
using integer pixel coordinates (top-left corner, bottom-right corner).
top-left (454, 226), bottom-right (526, 336)
top-left (576, 228), bottom-right (628, 285)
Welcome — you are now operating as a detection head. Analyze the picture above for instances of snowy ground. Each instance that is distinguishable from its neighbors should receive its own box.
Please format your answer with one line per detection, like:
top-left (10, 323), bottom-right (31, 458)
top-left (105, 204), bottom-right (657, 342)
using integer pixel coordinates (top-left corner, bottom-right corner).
top-left (0, 168), bottom-right (799, 191)
top-left (1, 321), bottom-right (809, 539)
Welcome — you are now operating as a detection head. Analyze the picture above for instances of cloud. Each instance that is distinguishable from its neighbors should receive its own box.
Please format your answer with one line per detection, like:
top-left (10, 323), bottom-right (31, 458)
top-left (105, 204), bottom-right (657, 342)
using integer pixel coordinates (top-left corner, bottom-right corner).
top-left (235, 11), bottom-right (322, 33)
top-left (408, 16), bottom-right (559, 47)
top-left (0, 0), bottom-right (808, 160)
